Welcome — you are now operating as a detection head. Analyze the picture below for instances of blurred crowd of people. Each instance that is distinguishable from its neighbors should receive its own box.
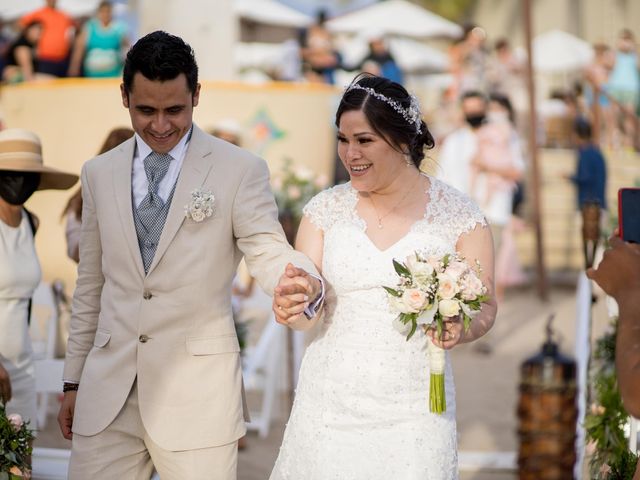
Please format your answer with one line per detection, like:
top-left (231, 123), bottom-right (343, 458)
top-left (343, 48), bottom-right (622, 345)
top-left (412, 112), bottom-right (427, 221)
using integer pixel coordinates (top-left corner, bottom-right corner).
top-left (0, 0), bottom-right (129, 84)
top-left (582, 28), bottom-right (639, 150)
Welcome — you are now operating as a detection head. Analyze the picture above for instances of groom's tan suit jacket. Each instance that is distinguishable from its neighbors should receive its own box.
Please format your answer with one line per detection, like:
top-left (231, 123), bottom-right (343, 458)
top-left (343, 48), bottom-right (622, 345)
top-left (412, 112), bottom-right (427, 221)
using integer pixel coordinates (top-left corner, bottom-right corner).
top-left (63, 125), bottom-right (317, 451)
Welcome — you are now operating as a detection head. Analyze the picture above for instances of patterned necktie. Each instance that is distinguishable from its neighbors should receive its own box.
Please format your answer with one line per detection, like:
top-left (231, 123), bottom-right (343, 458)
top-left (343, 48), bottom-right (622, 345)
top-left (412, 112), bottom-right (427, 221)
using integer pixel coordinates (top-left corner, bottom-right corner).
top-left (137, 151), bottom-right (173, 233)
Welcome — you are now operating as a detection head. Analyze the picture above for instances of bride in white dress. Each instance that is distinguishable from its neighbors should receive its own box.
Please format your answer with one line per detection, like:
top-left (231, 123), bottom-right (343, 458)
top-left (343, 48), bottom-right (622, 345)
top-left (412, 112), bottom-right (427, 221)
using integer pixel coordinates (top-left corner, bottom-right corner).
top-left (271, 74), bottom-right (497, 479)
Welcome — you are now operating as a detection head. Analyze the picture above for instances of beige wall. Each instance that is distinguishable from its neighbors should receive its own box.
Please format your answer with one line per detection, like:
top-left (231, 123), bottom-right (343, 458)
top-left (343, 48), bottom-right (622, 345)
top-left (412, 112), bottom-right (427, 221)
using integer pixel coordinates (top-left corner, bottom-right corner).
top-left (1, 79), bottom-right (339, 293)
top-left (472, 0), bottom-right (640, 46)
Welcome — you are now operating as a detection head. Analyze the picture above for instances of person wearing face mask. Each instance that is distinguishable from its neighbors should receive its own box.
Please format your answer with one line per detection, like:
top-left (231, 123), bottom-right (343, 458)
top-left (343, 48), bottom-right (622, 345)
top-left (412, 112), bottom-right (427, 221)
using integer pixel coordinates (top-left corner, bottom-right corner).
top-left (472, 93), bottom-right (526, 301)
top-left (0, 128), bottom-right (77, 430)
top-left (436, 90), bottom-right (487, 195)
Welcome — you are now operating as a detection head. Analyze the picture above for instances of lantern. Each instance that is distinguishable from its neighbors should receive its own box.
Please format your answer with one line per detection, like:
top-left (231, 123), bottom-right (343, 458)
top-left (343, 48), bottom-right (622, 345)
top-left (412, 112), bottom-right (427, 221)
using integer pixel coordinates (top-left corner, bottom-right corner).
top-left (517, 315), bottom-right (577, 479)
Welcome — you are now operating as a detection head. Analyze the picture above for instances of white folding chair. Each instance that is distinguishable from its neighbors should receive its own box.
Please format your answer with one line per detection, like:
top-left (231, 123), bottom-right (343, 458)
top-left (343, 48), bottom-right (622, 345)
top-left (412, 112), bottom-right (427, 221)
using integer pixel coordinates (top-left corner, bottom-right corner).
top-left (243, 315), bottom-right (286, 438)
top-left (34, 359), bottom-right (65, 430)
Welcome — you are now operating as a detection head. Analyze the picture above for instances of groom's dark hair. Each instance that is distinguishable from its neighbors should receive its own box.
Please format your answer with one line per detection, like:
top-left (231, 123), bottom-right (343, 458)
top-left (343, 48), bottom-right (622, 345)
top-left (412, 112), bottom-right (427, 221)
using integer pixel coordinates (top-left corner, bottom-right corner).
top-left (122, 30), bottom-right (199, 95)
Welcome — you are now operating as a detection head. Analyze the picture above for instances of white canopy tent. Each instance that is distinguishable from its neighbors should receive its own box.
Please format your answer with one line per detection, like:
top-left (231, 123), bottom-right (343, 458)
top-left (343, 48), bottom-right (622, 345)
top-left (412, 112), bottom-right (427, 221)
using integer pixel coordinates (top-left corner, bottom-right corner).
top-left (339, 35), bottom-right (449, 73)
top-left (235, 0), bottom-right (312, 28)
top-left (533, 29), bottom-right (594, 73)
top-left (326, 0), bottom-right (462, 39)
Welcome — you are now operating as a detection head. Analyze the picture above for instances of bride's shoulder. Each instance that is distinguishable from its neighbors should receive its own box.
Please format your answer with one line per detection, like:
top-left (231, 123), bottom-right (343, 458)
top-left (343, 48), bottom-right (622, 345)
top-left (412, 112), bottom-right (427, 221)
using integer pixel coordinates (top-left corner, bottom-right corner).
top-left (303, 182), bottom-right (356, 231)
top-left (428, 177), bottom-right (487, 232)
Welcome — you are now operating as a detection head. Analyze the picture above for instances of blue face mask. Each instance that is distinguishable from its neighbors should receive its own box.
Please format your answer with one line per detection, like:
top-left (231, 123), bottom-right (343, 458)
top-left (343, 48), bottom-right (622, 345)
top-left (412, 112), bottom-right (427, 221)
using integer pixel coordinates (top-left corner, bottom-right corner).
top-left (0, 171), bottom-right (41, 205)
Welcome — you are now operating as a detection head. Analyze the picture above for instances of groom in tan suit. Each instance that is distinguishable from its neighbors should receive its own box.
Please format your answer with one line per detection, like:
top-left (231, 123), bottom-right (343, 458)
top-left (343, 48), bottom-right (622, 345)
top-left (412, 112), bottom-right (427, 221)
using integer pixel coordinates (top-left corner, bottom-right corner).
top-left (57, 31), bottom-right (322, 479)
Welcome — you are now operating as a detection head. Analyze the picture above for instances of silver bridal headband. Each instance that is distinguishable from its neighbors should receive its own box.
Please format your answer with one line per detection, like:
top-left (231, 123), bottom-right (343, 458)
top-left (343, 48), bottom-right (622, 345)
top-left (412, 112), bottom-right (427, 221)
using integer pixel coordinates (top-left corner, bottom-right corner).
top-left (345, 84), bottom-right (423, 134)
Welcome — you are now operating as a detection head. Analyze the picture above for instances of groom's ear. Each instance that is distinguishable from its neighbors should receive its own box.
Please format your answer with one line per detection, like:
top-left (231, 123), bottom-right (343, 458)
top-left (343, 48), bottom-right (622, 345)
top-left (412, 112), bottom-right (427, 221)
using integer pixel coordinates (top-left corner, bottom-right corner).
top-left (121, 83), bottom-right (130, 108)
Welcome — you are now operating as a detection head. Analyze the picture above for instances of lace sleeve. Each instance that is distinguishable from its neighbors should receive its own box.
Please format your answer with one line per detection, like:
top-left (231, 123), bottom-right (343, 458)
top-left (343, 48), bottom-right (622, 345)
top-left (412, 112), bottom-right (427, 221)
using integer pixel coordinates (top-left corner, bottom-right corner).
top-left (302, 189), bottom-right (331, 232)
top-left (302, 184), bottom-right (354, 233)
top-left (428, 179), bottom-right (488, 245)
top-left (455, 194), bottom-right (487, 239)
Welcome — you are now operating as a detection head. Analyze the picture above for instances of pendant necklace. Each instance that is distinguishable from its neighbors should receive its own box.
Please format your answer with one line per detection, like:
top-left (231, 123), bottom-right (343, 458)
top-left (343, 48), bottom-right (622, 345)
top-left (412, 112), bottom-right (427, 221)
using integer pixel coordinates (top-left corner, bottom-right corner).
top-left (368, 174), bottom-right (422, 229)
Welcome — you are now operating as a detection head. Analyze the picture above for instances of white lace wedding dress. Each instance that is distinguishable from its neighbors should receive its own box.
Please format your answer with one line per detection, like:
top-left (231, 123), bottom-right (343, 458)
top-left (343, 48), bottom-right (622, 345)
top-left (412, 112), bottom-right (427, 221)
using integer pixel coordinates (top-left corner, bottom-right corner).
top-left (270, 177), bottom-right (486, 480)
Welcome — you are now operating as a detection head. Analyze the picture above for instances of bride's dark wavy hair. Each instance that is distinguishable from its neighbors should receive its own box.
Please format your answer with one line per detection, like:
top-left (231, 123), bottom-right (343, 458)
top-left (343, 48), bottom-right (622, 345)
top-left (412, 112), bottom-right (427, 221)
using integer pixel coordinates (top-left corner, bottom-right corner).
top-left (335, 73), bottom-right (435, 168)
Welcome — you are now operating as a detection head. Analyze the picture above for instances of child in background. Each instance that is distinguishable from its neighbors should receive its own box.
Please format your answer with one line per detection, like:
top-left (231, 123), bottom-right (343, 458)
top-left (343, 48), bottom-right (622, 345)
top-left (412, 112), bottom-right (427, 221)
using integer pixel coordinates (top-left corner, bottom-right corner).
top-left (568, 118), bottom-right (607, 212)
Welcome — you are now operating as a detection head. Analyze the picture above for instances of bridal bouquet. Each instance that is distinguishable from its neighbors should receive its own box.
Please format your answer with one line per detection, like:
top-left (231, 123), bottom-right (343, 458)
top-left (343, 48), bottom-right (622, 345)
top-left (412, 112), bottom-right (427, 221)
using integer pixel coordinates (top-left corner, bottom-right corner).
top-left (384, 252), bottom-right (488, 414)
top-left (0, 405), bottom-right (34, 479)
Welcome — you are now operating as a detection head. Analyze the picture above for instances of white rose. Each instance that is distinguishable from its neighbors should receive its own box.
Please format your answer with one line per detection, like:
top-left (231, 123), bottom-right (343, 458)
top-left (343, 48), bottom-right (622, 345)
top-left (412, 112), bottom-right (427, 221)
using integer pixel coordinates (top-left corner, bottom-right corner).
top-left (295, 166), bottom-right (314, 181)
top-left (388, 294), bottom-right (413, 314)
top-left (444, 261), bottom-right (468, 280)
top-left (392, 316), bottom-right (411, 334)
top-left (426, 255), bottom-right (442, 271)
top-left (402, 288), bottom-right (428, 313)
top-left (416, 301), bottom-right (438, 325)
top-left (190, 209), bottom-right (206, 222)
top-left (438, 298), bottom-right (461, 317)
top-left (437, 274), bottom-right (458, 300)
top-left (406, 254), bottom-right (434, 280)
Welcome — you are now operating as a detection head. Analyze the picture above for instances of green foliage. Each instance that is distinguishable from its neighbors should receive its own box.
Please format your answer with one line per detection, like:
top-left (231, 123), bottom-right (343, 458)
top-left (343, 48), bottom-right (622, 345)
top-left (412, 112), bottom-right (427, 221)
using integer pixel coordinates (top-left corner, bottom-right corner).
top-left (410, 0), bottom-right (476, 23)
top-left (585, 321), bottom-right (639, 479)
top-left (0, 405), bottom-right (33, 476)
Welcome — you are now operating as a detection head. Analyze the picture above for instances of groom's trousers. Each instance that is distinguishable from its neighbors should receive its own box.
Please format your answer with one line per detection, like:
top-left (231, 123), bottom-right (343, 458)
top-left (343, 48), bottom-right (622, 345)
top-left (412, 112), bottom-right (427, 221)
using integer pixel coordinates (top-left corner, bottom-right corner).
top-left (68, 382), bottom-right (238, 480)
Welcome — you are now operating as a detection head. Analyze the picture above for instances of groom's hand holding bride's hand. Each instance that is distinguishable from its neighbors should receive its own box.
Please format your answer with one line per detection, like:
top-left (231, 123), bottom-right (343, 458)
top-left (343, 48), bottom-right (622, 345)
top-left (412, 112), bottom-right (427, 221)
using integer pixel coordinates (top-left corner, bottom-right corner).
top-left (274, 263), bottom-right (322, 328)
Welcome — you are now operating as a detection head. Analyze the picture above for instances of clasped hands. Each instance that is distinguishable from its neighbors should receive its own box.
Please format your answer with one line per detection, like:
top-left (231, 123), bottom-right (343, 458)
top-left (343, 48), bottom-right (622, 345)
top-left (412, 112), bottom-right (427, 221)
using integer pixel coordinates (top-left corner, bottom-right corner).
top-left (273, 263), bottom-right (322, 328)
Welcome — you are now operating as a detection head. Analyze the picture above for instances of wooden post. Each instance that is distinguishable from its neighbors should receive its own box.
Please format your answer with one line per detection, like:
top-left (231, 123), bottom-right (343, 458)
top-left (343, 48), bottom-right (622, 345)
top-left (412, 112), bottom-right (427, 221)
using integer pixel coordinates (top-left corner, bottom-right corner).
top-left (522, 0), bottom-right (548, 300)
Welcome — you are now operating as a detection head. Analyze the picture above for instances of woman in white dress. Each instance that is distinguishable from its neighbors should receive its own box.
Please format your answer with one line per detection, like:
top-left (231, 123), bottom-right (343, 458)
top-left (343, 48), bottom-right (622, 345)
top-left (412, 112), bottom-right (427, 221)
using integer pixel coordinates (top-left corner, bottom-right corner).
top-left (271, 74), bottom-right (497, 479)
top-left (0, 128), bottom-right (78, 427)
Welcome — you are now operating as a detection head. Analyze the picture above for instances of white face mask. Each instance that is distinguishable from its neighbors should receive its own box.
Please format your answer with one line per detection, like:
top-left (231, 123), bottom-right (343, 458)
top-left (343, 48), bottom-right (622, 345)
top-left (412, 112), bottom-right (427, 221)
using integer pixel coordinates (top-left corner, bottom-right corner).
top-left (487, 111), bottom-right (509, 124)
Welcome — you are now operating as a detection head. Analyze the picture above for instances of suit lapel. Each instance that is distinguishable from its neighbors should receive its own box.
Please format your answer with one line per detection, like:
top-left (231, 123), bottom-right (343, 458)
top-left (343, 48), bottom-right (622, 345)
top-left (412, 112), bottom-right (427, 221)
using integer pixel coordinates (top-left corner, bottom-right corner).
top-left (112, 139), bottom-right (145, 278)
top-left (146, 126), bottom-right (213, 275)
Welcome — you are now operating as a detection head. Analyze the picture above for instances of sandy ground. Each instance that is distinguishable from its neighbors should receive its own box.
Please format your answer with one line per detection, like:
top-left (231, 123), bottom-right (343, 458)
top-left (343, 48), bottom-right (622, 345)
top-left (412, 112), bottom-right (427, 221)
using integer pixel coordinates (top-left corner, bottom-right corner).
top-left (35, 278), bottom-right (610, 479)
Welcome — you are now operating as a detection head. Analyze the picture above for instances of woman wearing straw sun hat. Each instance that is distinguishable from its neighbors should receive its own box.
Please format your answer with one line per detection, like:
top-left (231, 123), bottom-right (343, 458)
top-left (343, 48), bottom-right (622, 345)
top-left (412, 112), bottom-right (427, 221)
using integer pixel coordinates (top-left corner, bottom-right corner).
top-left (0, 128), bottom-right (77, 431)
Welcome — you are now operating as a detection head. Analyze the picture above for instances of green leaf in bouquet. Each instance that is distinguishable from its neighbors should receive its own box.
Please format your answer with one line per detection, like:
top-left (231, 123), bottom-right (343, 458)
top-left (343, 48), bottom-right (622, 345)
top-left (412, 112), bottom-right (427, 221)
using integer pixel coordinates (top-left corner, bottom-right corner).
top-left (392, 260), bottom-right (412, 279)
top-left (461, 313), bottom-right (471, 332)
top-left (435, 316), bottom-right (444, 338)
top-left (442, 253), bottom-right (450, 268)
top-left (383, 286), bottom-right (402, 298)
top-left (406, 314), bottom-right (418, 340)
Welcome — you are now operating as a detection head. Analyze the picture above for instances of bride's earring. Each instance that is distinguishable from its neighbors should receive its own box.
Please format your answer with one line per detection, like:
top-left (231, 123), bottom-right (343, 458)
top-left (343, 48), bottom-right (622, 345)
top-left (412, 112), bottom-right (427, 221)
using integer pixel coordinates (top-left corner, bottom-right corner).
top-left (404, 155), bottom-right (413, 167)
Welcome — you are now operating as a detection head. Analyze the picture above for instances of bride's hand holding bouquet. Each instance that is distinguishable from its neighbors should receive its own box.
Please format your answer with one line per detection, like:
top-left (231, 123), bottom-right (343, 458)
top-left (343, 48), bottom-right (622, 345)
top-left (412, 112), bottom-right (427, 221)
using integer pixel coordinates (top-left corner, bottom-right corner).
top-left (384, 251), bottom-right (489, 414)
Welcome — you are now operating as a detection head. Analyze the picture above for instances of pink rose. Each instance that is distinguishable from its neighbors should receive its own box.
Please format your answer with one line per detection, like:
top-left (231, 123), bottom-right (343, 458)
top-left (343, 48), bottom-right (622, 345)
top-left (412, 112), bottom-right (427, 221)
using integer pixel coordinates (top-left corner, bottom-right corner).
top-left (444, 261), bottom-right (468, 280)
top-left (287, 185), bottom-right (301, 200)
top-left (7, 413), bottom-right (23, 430)
top-left (460, 273), bottom-right (484, 300)
top-left (437, 274), bottom-right (458, 299)
top-left (402, 288), bottom-right (428, 313)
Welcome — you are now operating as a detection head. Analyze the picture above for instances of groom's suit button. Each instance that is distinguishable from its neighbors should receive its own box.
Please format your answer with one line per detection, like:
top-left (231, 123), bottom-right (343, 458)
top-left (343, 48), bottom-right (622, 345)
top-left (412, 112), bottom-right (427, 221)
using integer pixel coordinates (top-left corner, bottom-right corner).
top-left (139, 334), bottom-right (150, 343)
top-left (143, 291), bottom-right (153, 300)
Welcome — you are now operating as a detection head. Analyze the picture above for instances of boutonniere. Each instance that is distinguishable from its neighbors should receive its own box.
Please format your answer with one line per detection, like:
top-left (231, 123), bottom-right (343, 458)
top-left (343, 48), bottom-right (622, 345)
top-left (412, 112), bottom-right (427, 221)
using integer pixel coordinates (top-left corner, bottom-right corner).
top-left (184, 187), bottom-right (215, 222)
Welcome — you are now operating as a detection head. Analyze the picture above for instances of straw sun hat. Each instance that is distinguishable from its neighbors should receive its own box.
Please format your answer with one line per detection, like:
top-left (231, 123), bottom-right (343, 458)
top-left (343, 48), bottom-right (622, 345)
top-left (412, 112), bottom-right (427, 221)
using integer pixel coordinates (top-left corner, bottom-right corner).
top-left (0, 128), bottom-right (78, 190)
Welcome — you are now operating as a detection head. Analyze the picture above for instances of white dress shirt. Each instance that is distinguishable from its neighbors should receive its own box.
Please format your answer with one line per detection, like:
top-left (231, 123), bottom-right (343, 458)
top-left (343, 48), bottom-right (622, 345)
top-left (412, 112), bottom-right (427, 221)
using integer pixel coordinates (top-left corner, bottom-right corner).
top-left (132, 129), bottom-right (191, 207)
